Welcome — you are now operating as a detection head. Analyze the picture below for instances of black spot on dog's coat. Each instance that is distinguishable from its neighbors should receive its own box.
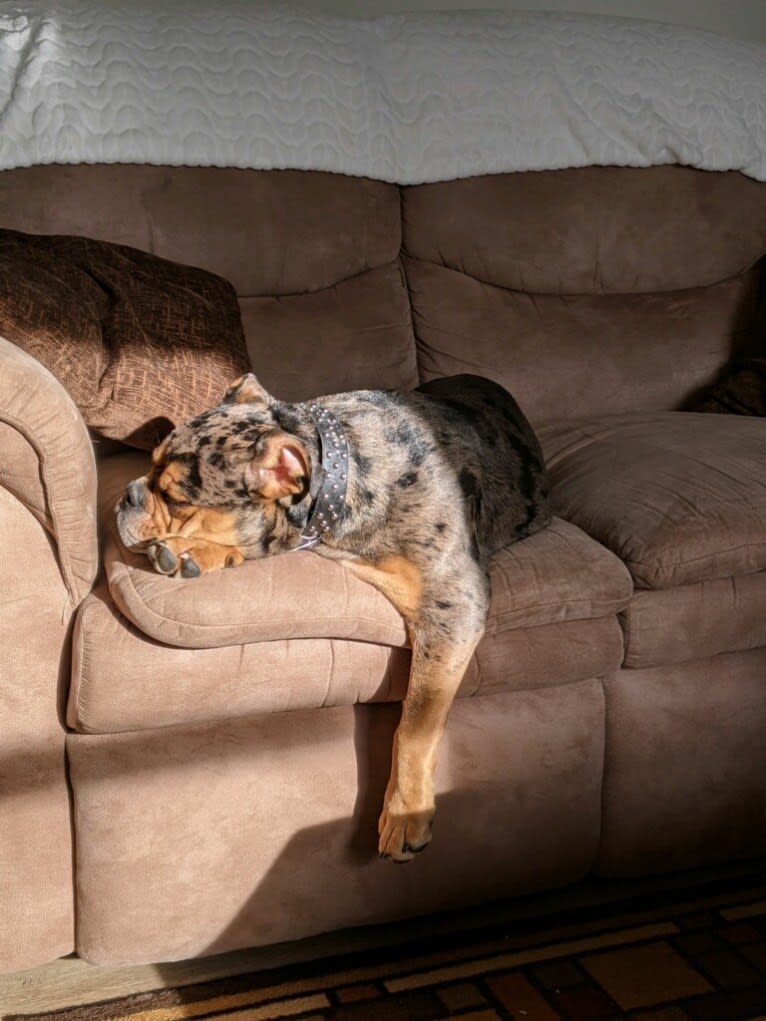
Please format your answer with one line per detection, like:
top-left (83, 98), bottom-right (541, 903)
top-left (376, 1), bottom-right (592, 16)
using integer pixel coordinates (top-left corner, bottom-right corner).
top-left (353, 452), bottom-right (373, 478)
top-left (385, 421), bottom-right (415, 446)
top-left (458, 469), bottom-right (478, 500)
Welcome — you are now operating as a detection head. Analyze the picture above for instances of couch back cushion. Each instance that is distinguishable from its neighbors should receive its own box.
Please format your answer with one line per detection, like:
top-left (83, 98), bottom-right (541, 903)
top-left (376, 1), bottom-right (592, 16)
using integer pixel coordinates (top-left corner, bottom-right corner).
top-left (3, 164), bottom-right (765, 424)
top-left (0, 166), bottom-right (419, 402)
top-left (404, 166), bottom-right (766, 426)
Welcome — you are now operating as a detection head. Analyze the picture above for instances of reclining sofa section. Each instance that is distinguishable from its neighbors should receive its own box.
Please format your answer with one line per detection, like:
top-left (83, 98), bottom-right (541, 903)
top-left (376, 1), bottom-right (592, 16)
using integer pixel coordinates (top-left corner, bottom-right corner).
top-left (1, 163), bottom-right (765, 969)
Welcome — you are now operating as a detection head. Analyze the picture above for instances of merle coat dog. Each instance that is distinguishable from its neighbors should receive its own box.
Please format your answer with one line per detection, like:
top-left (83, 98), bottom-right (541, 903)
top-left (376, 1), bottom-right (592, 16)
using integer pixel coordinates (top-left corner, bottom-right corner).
top-left (116, 373), bottom-right (551, 861)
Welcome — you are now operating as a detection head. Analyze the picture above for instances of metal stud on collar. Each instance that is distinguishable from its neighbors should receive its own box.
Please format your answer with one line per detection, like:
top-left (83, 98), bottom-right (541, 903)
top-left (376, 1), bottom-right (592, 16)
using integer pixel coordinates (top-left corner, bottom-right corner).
top-left (293, 405), bottom-right (349, 551)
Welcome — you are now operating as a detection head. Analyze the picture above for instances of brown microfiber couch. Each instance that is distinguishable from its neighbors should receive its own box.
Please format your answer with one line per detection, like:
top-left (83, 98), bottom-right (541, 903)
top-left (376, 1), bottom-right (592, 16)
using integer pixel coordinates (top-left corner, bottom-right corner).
top-left (1, 163), bottom-right (765, 974)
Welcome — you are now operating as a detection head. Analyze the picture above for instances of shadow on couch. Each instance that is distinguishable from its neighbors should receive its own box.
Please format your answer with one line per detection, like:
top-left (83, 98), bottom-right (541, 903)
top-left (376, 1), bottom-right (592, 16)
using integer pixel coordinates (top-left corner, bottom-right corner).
top-left (189, 701), bottom-right (597, 964)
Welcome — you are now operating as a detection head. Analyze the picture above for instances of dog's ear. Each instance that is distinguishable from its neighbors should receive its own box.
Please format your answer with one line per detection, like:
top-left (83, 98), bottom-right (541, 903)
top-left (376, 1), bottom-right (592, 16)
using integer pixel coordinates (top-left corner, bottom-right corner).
top-left (223, 373), bottom-right (273, 409)
top-left (251, 432), bottom-right (309, 500)
top-left (151, 434), bottom-right (171, 466)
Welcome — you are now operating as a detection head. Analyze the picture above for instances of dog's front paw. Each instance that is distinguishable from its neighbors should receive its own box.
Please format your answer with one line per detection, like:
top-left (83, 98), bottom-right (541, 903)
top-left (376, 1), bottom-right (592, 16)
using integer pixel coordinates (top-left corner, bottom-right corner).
top-left (146, 539), bottom-right (244, 578)
top-left (147, 542), bottom-right (199, 578)
top-left (378, 789), bottom-right (434, 863)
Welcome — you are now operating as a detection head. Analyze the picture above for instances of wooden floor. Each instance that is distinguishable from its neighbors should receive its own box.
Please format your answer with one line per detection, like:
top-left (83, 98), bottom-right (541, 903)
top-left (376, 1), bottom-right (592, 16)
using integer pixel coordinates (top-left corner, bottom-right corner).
top-left (2, 863), bottom-right (764, 1017)
top-left (1, 926), bottom-right (405, 1015)
top-left (0, 947), bottom-right (260, 1015)
top-left (2, 917), bottom-right (465, 1014)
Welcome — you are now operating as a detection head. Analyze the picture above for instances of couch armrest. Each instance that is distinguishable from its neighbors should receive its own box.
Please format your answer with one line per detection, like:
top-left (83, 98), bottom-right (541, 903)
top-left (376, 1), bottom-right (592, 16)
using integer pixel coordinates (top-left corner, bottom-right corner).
top-left (0, 336), bottom-right (98, 606)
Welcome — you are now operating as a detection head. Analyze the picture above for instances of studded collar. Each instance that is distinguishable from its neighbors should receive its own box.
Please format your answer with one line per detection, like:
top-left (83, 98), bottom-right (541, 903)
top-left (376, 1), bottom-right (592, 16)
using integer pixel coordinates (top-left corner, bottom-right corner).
top-left (293, 405), bottom-right (349, 551)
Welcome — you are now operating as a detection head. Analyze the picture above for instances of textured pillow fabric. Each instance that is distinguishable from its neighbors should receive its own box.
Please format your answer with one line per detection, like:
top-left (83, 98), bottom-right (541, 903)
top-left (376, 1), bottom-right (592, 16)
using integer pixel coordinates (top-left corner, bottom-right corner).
top-left (0, 229), bottom-right (250, 449)
top-left (690, 357), bottom-right (766, 416)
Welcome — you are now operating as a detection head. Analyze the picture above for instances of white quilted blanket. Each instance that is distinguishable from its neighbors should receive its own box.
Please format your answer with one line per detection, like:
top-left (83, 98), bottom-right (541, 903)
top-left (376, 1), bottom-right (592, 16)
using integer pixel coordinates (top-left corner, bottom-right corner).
top-left (1, 0), bottom-right (765, 183)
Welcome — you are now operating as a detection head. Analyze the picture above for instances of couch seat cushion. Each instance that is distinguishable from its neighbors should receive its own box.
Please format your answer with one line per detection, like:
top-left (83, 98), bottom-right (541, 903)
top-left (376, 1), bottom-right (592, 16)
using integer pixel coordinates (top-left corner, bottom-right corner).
top-left (68, 583), bottom-right (624, 733)
top-left (100, 454), bottom-right (632, 651)
top-left (622, 571), bottom-right (766, 669)
top-left (540, 412), bottom-right (766, 590)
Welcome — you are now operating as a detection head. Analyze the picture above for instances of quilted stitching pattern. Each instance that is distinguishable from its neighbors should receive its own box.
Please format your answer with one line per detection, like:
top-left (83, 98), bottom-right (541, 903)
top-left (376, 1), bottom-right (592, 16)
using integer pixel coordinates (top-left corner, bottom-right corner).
top-left (0, 3), bottom-right (764, 182)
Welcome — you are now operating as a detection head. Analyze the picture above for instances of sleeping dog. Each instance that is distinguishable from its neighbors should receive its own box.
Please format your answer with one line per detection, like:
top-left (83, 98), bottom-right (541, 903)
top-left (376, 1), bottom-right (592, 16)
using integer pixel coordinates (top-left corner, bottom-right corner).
top-left (116, 373), bottom-right (551, 862)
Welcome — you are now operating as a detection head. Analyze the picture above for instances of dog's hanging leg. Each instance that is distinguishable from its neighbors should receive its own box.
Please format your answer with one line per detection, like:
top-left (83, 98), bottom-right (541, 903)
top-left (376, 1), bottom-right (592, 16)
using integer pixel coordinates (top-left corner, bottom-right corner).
top-left (377, 626), bottom-right (483, 862)
top-left (343, 553), bottom-right (488, 863)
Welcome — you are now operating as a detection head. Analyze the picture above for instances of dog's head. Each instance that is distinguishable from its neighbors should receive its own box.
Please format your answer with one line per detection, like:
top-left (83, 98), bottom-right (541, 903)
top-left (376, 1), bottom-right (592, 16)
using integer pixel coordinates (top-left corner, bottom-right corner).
top-left (115, 374), bottom-right (312, 574)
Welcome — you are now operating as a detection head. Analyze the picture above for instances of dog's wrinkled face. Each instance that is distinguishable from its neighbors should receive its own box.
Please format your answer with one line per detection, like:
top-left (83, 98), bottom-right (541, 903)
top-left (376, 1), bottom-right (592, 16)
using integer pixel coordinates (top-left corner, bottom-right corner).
top-left (115, 375), bottom-right (311, 577)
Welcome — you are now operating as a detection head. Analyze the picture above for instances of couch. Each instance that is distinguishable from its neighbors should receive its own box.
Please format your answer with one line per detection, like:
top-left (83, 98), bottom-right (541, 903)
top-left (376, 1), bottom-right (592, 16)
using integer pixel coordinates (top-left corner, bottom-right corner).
top-left (1, 160), bottom-right (765, 974)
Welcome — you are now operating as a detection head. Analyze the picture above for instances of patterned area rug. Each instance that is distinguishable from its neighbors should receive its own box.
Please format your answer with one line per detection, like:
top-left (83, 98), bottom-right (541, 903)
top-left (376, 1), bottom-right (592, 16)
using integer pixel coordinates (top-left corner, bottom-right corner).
top-left (9, 879), bottom-right (766, 1021)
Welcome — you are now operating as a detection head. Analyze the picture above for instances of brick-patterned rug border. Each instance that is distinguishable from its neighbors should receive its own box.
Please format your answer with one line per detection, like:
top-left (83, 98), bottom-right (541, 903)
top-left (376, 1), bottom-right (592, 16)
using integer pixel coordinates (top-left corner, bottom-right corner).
top-left (9, 875), bottom-right (766, 1021)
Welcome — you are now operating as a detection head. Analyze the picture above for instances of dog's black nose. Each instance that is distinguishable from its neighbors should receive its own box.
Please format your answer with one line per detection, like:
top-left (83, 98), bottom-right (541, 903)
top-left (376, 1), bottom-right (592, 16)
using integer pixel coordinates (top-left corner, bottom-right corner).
top-left (126, 481), bottom-right (145, 510)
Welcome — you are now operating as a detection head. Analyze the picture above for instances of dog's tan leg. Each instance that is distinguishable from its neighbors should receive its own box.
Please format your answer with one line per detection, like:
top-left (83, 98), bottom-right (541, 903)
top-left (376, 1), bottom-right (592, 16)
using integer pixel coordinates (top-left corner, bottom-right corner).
top-left (377, 634), bottom-right (481, 861)
top-left (344, 555), bottom-right (487, 862)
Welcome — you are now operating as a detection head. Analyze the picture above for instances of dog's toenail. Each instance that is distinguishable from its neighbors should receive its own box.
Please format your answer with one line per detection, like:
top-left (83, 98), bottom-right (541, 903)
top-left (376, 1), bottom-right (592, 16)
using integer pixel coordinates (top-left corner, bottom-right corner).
top-left (180, 557), bottom-right (201, 578)
top-left (157, 546), bottom-right (177, 573)
top-left (403, 842), bottom-right (429, 855)
top-left (126, 481), bottom-right (145, 510)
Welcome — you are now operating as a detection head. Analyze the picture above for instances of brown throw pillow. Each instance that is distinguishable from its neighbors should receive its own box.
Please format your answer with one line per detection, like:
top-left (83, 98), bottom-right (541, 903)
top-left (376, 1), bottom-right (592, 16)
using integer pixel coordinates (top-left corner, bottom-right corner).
top-left (691, 357), bottom-right (766, 417)
top-left (0, 229), bottom-right (250, 449)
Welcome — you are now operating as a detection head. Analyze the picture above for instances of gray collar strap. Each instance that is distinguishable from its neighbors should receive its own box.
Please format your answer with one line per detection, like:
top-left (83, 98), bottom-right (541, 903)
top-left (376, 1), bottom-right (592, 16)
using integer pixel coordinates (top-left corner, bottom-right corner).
top-left (293, 405), bottom-right (349, 551)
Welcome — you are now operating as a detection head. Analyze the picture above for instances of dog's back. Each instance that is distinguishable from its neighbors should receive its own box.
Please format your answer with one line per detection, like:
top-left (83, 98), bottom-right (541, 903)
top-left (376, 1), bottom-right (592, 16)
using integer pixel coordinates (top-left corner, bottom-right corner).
top-left (414, 374), bottom-right (550, 562)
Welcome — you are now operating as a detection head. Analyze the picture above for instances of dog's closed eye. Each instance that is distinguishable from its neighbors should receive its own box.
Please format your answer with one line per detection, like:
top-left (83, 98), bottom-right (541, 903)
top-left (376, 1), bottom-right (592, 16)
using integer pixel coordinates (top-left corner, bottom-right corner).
top-left (165, 496), bottom-right (190, 512)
